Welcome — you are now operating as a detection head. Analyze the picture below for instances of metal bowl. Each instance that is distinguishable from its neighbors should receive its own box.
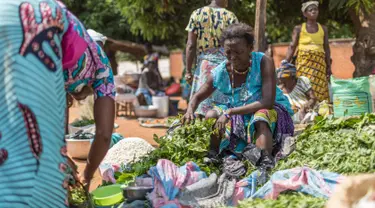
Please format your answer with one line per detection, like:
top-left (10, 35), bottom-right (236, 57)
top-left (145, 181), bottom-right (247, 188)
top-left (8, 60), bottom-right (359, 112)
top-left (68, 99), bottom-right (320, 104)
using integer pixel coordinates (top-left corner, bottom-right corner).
top-left (134, 106), bottom-right (158, 118)
top-left (121, 184), bottom-right (153, 203)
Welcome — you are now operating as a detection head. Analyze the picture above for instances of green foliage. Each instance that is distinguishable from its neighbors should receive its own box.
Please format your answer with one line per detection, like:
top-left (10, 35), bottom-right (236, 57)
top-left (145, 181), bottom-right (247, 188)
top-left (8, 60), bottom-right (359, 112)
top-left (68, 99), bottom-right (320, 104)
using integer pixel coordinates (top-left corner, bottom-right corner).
top-left (64, 0), bottom-right (357, 48)
top-left (275, 114), bottom-right (375, 174)
top-left (116, 118), bottom-right (220, 185)
top-left (329, 0), bottom-right (374, 14)
top-left (236, 192), bottom-right (326, 208)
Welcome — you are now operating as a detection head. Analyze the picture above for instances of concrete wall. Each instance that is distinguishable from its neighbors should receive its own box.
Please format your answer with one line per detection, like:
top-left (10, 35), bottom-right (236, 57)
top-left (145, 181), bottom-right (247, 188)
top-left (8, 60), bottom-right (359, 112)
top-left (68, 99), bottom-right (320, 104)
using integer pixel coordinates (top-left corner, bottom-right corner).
top-left (169, 38), bottom-right (356, 80)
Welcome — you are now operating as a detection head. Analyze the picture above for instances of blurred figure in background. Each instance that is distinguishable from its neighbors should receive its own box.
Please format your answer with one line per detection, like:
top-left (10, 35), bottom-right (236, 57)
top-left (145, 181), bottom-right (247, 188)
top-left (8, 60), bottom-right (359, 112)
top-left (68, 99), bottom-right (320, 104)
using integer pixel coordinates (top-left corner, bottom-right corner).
top-left (284, 0), bottom-right (331, 102)
top-left (136, 43), bottom-right (165, 106)
top-left (185, 0), bottom-right (238, 116)
top-left (277, 63), bottom-right (317, 123)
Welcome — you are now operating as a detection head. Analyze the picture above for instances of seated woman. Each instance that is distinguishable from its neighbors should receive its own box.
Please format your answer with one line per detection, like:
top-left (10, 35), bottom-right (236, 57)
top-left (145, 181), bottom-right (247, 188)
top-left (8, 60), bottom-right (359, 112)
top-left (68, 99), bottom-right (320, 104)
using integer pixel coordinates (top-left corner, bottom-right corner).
top-left (183, 23), bottom-right (294, 163)
top-left (136, 43), bottom-right (165, 105)
top-left (277, 63), bottom-right (317, 123)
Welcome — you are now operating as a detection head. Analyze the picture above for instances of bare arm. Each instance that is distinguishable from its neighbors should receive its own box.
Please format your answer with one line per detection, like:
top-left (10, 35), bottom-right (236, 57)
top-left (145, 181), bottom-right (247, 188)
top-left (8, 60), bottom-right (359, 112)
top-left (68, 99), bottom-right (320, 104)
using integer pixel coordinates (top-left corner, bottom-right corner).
top-left (322, 25), bottom-right (331, 76)
top-left (85, 96), bottom-right (115, 181)
top-left (229, 56), bottom-right (276, 115)
top-left (186, 32), bottom-right (198, 74)
top-left (285, 26), bottom-right (301, 62)
top-left (186, 75), bottom-right (215, 114)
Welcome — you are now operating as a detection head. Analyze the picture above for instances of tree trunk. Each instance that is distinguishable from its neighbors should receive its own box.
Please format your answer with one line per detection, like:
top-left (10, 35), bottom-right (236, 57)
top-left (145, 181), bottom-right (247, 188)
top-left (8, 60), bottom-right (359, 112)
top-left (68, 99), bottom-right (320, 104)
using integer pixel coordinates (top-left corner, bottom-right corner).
top-left (349, 8), bottom-right (375, 77)
top-left (254, 0), bottom-right (267, 52)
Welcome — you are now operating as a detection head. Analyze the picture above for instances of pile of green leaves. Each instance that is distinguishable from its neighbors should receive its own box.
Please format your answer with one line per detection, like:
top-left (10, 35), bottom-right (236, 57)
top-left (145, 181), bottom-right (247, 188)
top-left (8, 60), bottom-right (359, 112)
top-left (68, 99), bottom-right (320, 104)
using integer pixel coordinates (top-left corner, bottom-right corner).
top-left (275, 114), bottom-right (375, 174)
top-left (236, 192), bottom-right (326, 208)
top-left (68, 186), bottom-right (88, 207)
top-left (116, 118), bottom-right (220, 184)
top-left (237, 114), bottom-right (375, 207)
top-left (71, 119), bottom-right (95, 127)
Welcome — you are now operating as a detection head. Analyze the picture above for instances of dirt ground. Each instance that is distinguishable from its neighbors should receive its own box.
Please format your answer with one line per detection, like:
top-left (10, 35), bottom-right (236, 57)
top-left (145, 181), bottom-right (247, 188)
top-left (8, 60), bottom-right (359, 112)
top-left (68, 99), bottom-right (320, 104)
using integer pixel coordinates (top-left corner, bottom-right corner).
top-left (69, 98), bottom-right (187, 191)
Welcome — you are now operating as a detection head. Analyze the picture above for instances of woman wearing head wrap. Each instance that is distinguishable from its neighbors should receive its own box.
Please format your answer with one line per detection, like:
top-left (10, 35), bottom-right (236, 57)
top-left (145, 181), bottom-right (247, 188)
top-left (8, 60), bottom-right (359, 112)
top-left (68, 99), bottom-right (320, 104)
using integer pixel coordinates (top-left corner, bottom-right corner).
top-left (277, 63), bottom-right (317, 123)
top-left (283, 0), bottom-right (331, 102)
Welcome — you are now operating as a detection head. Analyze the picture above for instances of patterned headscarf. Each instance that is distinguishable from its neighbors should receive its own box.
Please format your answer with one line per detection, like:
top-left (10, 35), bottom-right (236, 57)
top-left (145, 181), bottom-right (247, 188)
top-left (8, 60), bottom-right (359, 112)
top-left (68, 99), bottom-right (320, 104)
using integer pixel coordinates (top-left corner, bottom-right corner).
top-left (277, 62), bottom-right (297, 79)
top-left (302, 1), bottom-right (319, 12)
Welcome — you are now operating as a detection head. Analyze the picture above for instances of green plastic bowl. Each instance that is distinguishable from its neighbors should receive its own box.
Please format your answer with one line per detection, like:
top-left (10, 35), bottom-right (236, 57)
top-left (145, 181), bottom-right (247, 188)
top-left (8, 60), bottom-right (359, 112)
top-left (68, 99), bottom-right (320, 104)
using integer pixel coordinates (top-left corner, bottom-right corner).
top-left (91, 184), bottom-right (123, 206)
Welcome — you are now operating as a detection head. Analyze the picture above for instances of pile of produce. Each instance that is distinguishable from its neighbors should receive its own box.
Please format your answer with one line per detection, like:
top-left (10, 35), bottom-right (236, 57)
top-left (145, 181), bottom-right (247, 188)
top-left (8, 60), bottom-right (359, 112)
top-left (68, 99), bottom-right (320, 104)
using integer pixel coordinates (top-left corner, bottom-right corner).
top-left (102, 137), bottom-right (155, 165)
top-left (68, 186), bottom-right (89, 207)
top-left (69, 130), bottom-right (94, 140)
top-left (237, 192), bottom-right (326, 208)
top-left (112, 114), bottom-right (375, 207)
top-left (238, 113), bottom-right (375, 207)
top-left (116, 118), bottom-right (219, 184)
top-left (71, 119), bottom-right (95, 127)
top-left (275, 114), bottom-right (375, 174)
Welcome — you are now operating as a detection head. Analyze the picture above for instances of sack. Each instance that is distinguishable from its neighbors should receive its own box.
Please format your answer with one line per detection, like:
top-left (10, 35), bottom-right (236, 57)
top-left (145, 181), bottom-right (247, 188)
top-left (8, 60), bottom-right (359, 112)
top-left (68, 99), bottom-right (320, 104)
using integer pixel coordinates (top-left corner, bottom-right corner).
top-left (326, 174), bottom-right (375, 208)
top-left (331, 76), bottom-right (373, 117)
top-left (369, 75), bottom-right (375, 113)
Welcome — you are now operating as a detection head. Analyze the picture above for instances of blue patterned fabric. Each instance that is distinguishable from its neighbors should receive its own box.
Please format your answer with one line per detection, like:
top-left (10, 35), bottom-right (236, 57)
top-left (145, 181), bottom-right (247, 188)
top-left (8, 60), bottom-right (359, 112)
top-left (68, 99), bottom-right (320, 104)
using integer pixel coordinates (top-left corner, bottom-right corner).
top-left (211, 52), bottom-right (293, 126)
top-left (0, 1), bottom-right (81, 207)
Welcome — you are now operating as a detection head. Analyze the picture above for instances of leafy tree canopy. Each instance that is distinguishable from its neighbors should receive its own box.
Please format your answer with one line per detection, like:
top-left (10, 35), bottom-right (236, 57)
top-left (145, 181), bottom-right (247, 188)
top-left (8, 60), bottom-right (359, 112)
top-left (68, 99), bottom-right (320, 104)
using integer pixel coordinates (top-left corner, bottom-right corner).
top-left (64, 0), bottom-right (362, 48)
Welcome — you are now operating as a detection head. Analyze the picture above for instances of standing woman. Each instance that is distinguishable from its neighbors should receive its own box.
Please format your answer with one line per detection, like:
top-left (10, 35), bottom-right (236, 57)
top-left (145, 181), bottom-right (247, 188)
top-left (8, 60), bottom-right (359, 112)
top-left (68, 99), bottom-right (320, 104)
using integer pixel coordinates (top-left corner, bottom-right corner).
top-left (0, 0), bottom-right (115, 207)
top-left (185, 0), bottom-right (238, 115)
top-left (284, 1), bottom-right (331, 102)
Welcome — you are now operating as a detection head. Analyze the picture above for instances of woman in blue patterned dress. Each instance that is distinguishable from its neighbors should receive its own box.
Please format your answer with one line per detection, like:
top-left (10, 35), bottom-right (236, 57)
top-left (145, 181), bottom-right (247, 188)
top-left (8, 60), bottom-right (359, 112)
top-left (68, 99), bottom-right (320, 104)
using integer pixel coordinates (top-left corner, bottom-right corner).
top-left (0, 0), bottom-right (115, 207)
top-left (183, 23), bottom-right (294, 163)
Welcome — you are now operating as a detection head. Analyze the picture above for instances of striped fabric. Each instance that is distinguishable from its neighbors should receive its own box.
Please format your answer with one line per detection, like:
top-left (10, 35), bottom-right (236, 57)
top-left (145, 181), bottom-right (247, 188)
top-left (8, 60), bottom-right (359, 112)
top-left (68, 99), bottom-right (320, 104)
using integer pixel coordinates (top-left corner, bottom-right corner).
top-left (284, 76), bottom-right (312, 110)
top-left (0, 1), bottom-right (69, 207)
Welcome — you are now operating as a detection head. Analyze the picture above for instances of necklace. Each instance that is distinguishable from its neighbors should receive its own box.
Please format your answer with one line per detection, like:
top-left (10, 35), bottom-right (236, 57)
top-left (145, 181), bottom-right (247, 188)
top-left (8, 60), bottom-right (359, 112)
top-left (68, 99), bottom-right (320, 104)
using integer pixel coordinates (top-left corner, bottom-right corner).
top-left (227, 61), bottom-right (252, 103)
top-left (233, 68), bottom-right (249, 75)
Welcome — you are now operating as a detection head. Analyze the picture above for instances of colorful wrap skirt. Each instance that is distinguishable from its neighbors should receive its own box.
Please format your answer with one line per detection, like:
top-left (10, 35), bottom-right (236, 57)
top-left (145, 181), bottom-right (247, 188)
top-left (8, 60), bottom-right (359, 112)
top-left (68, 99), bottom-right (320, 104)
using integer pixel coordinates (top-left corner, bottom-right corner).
top-left (213, 104), bottom-right (294, 158)
top-left (296, 49), bottom-right (329, 102)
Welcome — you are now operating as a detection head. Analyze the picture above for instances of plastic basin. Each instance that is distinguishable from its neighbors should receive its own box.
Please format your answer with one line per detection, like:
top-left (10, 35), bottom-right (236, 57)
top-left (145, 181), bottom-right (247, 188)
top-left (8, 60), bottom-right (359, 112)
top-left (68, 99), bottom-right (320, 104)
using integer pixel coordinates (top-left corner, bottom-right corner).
top-left (66, 139), bottom-right (92, 160)
top-left (91, 184), bottom-right (123, 206)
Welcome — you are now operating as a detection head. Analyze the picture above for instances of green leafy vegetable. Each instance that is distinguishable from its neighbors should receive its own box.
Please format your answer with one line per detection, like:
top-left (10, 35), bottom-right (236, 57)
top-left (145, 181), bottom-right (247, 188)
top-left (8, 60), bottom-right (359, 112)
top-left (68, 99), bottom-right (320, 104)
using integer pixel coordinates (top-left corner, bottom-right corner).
top-left (71, 119), bottom-right (95, 127)
top-left (116, 118), bottom-right (220, 184)
top-left (236, 192), bottom-right (326, 208)
top-left (275, 114), bottom-right (375, 174)
top-left (69, 186), bottom-right (88, 206)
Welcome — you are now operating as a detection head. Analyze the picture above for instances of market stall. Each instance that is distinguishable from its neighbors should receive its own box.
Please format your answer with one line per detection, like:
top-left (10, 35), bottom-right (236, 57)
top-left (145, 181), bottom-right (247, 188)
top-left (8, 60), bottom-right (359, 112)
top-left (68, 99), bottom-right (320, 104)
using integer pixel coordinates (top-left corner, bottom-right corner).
top-left (66, 112), bottom-right (375, 207)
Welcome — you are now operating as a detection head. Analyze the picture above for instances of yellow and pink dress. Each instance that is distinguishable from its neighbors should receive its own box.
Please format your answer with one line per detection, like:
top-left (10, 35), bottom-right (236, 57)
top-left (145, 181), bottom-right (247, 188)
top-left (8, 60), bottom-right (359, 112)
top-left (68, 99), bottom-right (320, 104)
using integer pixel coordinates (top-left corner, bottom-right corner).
top-left (296, 23), bottom-right (329, 102)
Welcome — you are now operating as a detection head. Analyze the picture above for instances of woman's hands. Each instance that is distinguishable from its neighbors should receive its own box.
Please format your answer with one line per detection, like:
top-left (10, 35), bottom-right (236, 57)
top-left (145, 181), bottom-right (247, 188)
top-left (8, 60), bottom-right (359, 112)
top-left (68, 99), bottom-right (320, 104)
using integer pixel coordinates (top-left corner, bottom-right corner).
top-left (215, 114), bottom-right (230, 133)
top-left (185, 71), bottom-right (193, 85)
top-left (182, 109), bottom-right (195, 124)
top-left (79, 167), bottom-right (93, 191)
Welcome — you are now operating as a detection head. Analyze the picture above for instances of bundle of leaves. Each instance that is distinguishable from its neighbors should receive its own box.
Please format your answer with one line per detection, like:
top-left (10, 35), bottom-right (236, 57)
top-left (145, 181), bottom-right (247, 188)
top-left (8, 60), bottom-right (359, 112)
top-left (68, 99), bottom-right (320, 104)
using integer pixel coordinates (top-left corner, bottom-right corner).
top-left (236, 192), bottom-right (326, 208)
top-left (116, 118), bottom-right (220, 184)
top-left (275, 114), bottom-right (375, 174)
top-left (238, 113), bottom-right (375, 207)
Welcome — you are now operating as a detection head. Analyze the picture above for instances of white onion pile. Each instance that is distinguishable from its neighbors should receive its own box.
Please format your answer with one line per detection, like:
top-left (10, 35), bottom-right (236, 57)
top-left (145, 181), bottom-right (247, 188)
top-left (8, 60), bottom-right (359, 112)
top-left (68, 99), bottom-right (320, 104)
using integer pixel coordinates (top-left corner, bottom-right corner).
top-left (102, 137), bottom-right (155, 165)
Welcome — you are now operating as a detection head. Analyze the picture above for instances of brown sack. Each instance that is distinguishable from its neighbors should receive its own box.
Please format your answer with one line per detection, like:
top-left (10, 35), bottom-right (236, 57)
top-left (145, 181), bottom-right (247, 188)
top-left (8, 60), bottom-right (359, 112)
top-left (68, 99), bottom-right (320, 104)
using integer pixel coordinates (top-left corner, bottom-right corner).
top-left (326, 174), bottom-right (375, 208)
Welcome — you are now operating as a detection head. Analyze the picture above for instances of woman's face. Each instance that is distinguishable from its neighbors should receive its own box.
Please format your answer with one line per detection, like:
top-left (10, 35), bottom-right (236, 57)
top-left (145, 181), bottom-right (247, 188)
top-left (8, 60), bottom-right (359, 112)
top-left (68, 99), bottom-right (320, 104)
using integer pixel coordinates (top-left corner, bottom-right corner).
top-left (224, 38), bottom-right (252, 70)
top-left (304, 5), bottom-right (319, 20)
